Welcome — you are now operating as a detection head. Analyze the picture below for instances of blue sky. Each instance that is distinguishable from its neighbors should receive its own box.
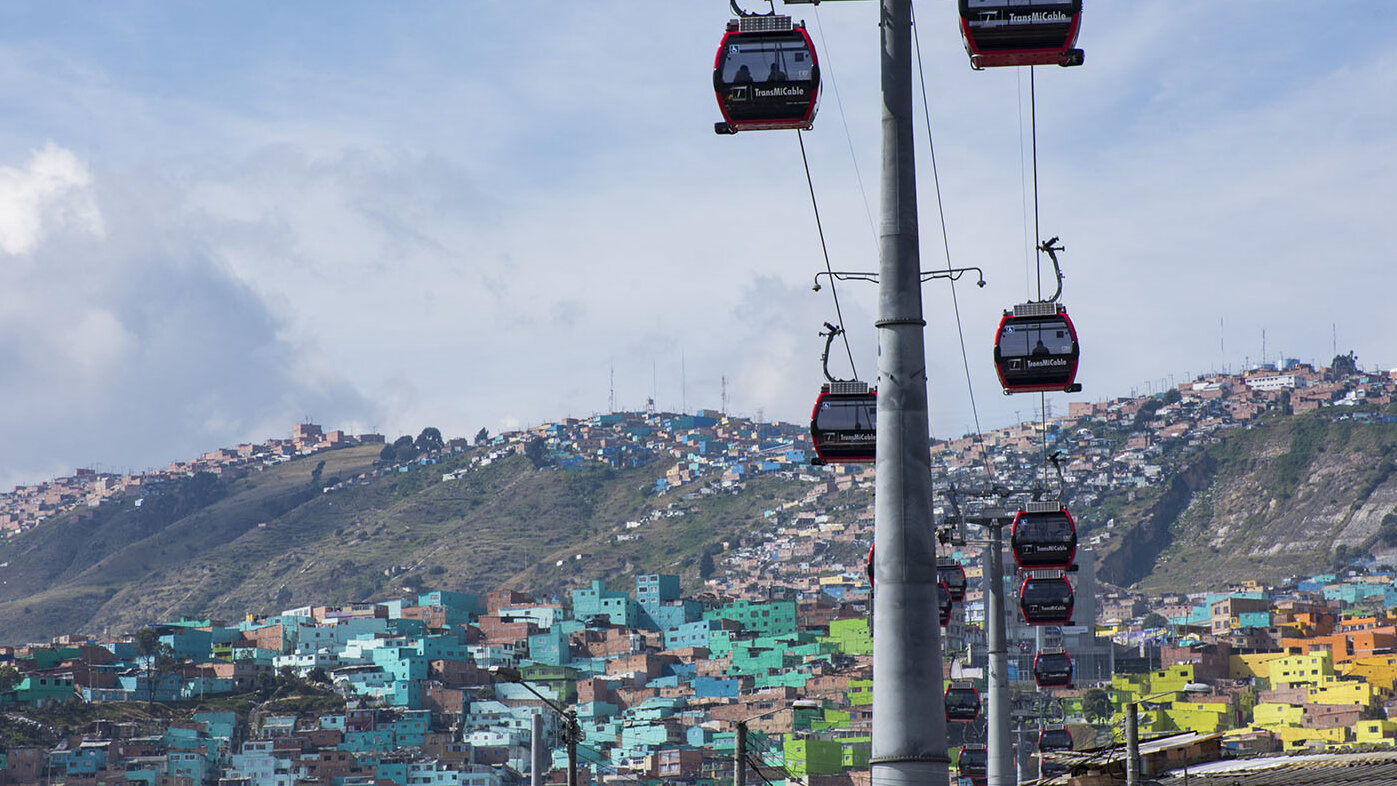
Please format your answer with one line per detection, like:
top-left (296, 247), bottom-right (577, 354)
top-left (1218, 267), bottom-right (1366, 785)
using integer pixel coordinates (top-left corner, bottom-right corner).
top-left (1, 2), bottom-right (1394, 488)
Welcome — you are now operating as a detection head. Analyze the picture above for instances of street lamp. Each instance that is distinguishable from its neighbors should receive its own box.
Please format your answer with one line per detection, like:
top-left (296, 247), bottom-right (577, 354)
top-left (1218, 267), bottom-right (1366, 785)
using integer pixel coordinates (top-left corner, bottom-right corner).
top-left (1126, 683), bottom-right (1210, 786)
top-left (490, 665), bottom-right (581, 786)
top-left (734, 699), bottom-right (822, 786)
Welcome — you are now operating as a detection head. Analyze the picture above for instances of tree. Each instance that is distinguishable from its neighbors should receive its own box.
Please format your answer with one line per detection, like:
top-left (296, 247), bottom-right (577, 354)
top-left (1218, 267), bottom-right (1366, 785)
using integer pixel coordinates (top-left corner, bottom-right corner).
top-left (0, 664), bottom-right (20, 694)
top-left (1082, 688), bottom-right (1113, 723)
top-left (474, 427), bottom-right (490, 445)
top-left (134, 628), bottom-right (177, 706)
top-left (392, 435), bottom-right (419, 462)
top-left (379, 444), bottom-right (396, 461)
top-left (1142, 612), bottom-right (1168, 629)
top-left (524, 437), bottom-right (550, 469)
top-left (1332, 351), bottom-right (1359, 377)
top-left (699, 552), bottom-right (716, 579)
top-left (1162, 387), bottom-right (1182, 405)
top-left (415, 427), bottom-right (444, 453)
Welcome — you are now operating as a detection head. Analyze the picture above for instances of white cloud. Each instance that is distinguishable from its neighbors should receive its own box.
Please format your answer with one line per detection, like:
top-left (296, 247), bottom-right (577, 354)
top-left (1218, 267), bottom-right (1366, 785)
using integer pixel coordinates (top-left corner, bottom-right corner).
top-left (0, 2), bottom-right (1395, 487)
top-left (0, 142), bottom-right (103, 255)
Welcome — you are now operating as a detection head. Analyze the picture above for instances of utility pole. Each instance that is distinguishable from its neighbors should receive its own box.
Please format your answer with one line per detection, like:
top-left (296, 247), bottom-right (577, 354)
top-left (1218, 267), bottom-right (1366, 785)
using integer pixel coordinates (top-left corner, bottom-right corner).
top-left (734, 719), bottom-right (747, 786)
top-left (564, 707), bottom-right (579, 786)
top-left (1126, 702), bottom-right (1140, 786)
top-left (531, 712), bottom-right (544, 786)
top-left (870, 0), bottom-right (948, 781)
top-left (985, 515), bottom-right (1013, 786)
top-left (952, 509), bottom-right (1015, 786)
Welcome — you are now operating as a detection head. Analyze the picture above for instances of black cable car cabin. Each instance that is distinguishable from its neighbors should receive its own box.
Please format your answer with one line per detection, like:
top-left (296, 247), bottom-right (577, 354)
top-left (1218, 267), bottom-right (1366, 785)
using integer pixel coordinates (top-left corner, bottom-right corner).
top-left (958, 0), bottom-right (1084, 70)
top-left (938, 561), bottom-right (968, 602)
top-left (713, 16), bottom-right (820, 134)
top-left (944, 684), bottom-right (982, 722)
top-left (1038, 727), bottom-right (1074, 753)
top-left (1020, 575), bottom-right (1073, 625)
top-left (1033, 650), bottom-right (1074, 689)
top-left (1011, 507), bottom-right (1077, 570)
top-left (994, 302), bottom-right (1080, 395)
top-left (958, 746), bottom-right (989, 785)
top-left (938, 581), bottom-right (953, 627)
top-left (810, 381), bottom-right (875, 464)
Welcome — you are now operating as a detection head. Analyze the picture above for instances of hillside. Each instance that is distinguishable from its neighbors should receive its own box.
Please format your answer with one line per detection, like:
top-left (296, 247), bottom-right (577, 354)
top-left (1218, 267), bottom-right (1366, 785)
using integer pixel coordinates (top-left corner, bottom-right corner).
top-left (4, 403), bottom-right (1397, 644)
top-left (0, 439), bottom-right (830, 643)
top-left (1093, 413), bottom-right (1397, 592)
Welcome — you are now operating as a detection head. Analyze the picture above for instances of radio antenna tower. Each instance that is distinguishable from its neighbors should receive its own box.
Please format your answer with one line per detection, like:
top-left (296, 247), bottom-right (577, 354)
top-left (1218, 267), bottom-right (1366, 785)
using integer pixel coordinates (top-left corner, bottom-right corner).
top-left (721, 376), bottom-right (728, 415)
top-left (609, 364), bottom-right (616, 413)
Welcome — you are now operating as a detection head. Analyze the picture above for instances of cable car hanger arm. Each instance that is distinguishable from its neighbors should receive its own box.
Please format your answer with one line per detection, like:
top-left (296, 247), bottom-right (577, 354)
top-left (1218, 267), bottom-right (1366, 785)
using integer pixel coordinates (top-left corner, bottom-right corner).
top-left (811, 265), bottom-right (985, 291)
top-left (1037, 236), bottom-right (1065, 303)
top-left (730, 0), bottom-right (776, 17)
top-left (818, 322), bottom-right (845, 383)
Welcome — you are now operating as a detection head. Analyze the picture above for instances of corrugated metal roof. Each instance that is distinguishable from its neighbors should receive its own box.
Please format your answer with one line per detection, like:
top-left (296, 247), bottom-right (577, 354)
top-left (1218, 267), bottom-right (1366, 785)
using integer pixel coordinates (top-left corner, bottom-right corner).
top-left (1156, 751), bottom-right (1397, 785)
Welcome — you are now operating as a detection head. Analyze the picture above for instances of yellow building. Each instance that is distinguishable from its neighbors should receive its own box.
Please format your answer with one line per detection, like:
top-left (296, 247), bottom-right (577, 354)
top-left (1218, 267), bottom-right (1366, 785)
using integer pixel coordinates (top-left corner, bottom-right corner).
top-left (1163, 702), bottom-right (1232, 734)
top-left (1354, 720), bottom-right (1397, 745)
top-left (1341, 655), bottom-right (1397, 693)
top-left (1253, 702), bottom-right (1304, 728)
top-left (1306, 678), bottom-right (1384, 708)
top-left (1276, 725), bottom-right (1349, 751)
top-left (1230, 652), bottom-right (1286, 681)
top-left (1268, 651), bottom-right (1336, 687)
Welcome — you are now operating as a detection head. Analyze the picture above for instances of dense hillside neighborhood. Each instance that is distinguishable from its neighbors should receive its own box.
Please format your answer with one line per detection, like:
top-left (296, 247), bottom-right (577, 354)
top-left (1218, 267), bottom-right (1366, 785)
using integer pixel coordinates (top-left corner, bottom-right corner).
top-left (11, 567), bottom-right (1397, 784)
top-left (5, 360), bottom-right (1397, 783)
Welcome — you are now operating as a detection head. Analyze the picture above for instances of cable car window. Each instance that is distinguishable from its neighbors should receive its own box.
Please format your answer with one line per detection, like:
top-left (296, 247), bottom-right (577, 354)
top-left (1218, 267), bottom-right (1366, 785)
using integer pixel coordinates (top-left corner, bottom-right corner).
top-left (938, 563), bottom-right (968, 602)
top-left (945, 686), bottom-right (981, 721)
top-left (1022, 579), bottom-right (1070, 605)
top-left (959, 747), bottom-right (988, 777)
top-left (817, 397), bottom-right (875, 431)
top-left (720, 38), bottom-right (814, 84)
top-left (1039, 728), bottom-right (1074, 752)
top-left (998, 319), bottom-right (1074, 359)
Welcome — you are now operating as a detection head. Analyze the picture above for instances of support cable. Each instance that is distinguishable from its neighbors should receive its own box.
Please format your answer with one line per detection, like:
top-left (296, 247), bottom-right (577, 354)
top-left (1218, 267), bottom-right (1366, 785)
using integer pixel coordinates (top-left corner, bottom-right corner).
top-left (799, 129), bottom-right (858, 378)
top-left (810, 8), bottom-right (878, 241)
top-left (909, 1), bottom-right (995, 481)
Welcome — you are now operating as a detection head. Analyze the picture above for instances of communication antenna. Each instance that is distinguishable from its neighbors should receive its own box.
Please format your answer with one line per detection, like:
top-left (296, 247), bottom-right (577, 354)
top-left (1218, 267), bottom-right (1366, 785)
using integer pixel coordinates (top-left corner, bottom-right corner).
top-left (721, 376), bottom-right (729, 415)
top-left (609, 364), bottom-right (616, 413)
top-left (681, 351), bottom-right (688, 415)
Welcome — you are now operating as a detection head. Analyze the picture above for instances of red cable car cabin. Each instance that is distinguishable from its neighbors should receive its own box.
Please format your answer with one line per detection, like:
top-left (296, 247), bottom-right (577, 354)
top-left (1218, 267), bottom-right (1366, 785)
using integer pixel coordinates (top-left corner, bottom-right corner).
top-left (1020, 575), bottom-right (1074, 625)
top-left (1011, 507), bottom-right (1077, 570)
top-left (713, 16), bottom-right (820, 134)
top-left (1038, 727), bottom-right (1074, 753)
top-left (994, 302), bottom-right (1080, 394)
top-left (958, 746), bottom-right (988, 786)
top-left (810, 382), bottom-right (875, 464)
top-left (938, 561), bottom-right (968, 602)
top-left (944, 684), bottom-right (982, 722)
top-left (958, 0), bottom-right (1084, 70)
top-left (1033, 650), bottom-right (1074, 689)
